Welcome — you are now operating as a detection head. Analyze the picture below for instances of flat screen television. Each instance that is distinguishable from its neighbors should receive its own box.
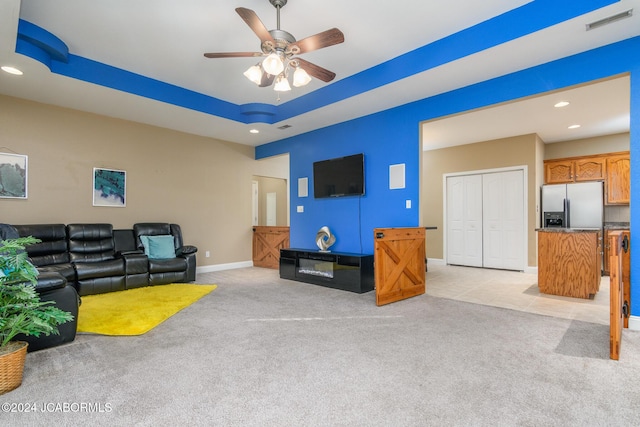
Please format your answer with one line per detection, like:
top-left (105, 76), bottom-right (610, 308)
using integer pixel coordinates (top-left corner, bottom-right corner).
top-left (313, 153), bottom-right (365, 198)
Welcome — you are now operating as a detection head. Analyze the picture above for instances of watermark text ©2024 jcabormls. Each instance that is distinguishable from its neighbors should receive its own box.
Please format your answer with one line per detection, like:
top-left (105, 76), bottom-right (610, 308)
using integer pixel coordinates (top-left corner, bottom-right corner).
top-left (2, 401), bottom-right (113, 413)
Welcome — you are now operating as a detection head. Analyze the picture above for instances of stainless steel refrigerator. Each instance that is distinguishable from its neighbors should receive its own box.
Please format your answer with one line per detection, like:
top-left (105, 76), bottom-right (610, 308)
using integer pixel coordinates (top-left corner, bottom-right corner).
top-left (541, 182), bottom-right (603, 229)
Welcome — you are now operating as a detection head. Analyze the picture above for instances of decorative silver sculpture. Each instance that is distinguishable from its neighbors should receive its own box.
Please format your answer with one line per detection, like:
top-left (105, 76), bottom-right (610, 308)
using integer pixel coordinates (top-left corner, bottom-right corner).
top-left (315, 226), bottom-right (336, 252)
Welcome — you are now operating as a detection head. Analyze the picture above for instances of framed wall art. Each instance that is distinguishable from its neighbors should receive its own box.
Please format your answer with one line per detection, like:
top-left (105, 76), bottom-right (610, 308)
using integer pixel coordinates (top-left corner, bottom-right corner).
top-left (0, 152), bottom-right (28, 199)
top-left (93, 167), bottom-right (126, 207)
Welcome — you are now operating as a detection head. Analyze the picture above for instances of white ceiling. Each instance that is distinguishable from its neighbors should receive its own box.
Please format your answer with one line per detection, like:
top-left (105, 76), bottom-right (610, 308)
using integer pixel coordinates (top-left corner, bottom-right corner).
top-left (422, 75), bottom-right (630, 151)
top-left (0, 0), bottom-right (637, 148)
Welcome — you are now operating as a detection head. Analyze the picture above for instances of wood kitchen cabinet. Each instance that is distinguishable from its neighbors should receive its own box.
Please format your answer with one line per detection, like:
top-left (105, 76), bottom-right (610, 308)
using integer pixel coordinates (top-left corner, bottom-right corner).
top-left (575, 157), bottom-right (607, 181)
top-left (544, 159), bottom-right (574, 184)
top-left (544, 152), bottom-right (630, 206)
top-left (538, 229), bottom-right (601, 299)
top-left (606, 154), bottom-right (630, 204)
top-left (544, 156), bottom-right (606, 184)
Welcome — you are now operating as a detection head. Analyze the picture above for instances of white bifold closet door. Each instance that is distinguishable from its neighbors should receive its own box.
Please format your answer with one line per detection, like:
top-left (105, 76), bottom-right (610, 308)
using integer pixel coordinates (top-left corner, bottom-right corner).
top-left (446, 175), bottom-right (483, 267)
top-left (446, 170), bottom-right (524, 271)
top-left (482, 170), bottom-right (524, 270)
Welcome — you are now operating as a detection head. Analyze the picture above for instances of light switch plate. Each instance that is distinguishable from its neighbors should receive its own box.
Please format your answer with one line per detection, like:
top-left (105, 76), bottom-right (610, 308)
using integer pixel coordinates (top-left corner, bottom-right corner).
top-left (406, 200), bottom-right (411, 209)
top-left (297, 205), bottom-right (304, 213)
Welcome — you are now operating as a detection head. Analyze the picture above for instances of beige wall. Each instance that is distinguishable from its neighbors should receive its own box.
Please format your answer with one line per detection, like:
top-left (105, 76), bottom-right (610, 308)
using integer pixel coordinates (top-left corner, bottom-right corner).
top-left (0, 95), bottom-right (287, 267)
top-left (544, 132), bottom-right (629, 159)
top-left (422, 134), bottom-right (539, 267)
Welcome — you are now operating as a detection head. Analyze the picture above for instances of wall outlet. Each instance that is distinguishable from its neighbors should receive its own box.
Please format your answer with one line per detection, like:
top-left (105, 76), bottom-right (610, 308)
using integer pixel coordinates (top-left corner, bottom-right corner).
top-left (297, 205), bottom-right (304, 213)
top-left (205, 251), bottom-right (210, 258)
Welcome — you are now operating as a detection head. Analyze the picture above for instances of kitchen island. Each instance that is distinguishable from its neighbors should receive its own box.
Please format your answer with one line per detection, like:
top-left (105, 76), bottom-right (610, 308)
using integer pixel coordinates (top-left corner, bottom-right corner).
top-left (537, 228), bottom-right (601, 299)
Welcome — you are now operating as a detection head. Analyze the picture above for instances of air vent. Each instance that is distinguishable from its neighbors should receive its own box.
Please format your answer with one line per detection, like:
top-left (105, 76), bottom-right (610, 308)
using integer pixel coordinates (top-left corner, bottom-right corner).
top-left (278, 124), bottom-right (292, 130)
top-left (586, 9), bottom-right (633, 31)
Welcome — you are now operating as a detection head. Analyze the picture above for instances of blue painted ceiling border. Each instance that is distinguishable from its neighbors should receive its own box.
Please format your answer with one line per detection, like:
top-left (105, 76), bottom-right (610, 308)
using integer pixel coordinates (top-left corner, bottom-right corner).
top-left (276, 0), bottom-right (619, 120)
top-left (14, 0), bottom-right (617, 125)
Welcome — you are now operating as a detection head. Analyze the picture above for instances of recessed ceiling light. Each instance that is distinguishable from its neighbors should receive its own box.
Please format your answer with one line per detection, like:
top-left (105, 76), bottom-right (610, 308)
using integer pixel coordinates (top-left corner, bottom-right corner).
top-left (1, 66), bottom-right (23, 75)
top-left (554, 101), bottom-right (570, 108)
top-left (568, 124), bottom-right (581, 129)
top-left (249, 129), bottom-right (259, 134)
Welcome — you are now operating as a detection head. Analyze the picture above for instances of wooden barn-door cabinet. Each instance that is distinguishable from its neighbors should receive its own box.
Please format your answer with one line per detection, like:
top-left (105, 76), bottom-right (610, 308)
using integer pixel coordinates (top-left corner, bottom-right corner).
top-left (252, 226), bottom-right (290, 269)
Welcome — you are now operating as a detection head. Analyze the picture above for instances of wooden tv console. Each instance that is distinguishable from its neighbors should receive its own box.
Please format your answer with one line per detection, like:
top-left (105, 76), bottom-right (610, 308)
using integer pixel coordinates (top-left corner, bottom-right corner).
top-left (279, 248), bottom-right (374, 293)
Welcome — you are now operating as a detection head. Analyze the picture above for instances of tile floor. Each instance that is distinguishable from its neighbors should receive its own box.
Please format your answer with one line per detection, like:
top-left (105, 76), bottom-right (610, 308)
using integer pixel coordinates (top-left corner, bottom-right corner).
top-left (425, 264), bottom-right (610, 325)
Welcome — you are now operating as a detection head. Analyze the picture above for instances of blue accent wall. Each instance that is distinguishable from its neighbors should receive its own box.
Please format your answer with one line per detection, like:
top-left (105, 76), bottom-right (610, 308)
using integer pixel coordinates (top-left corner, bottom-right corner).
top-left (258, 36), bottom-right (640, 314)
top-left (259, 107), bottom-right (421, 254)
top-left (630, 64), bottom-right (640, 318)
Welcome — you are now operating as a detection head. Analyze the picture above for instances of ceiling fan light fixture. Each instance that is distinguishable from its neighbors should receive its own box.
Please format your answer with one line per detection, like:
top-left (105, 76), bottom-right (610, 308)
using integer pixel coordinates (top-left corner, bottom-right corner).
top-left (204, 4), bottom-right (344, 92)
top-left (274, 73), bottom-right (291, 92)
top-left (293, 66), bottom-right (311, 87)
top-left (243, 64), bottom-right (263, 85)
top-left (262, 52), bottom-right (284, 75)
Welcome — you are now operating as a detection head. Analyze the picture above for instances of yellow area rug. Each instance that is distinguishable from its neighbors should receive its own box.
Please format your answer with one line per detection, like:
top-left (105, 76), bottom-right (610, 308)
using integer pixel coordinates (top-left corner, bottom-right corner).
top-left (77, 284), bottom-right (217, 336)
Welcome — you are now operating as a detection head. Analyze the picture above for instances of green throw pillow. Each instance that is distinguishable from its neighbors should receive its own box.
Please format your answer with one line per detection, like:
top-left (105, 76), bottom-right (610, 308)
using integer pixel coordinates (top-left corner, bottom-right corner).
top-left (140, 235), bottom-right (176, 259)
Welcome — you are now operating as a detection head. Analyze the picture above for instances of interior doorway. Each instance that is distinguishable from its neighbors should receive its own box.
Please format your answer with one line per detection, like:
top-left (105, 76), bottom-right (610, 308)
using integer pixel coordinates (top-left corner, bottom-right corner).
top-left (251, 175), bottom-right (288, 227)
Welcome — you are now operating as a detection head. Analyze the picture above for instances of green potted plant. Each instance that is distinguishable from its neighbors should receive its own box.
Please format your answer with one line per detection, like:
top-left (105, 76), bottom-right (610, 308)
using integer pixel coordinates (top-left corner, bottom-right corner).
top-left (0, 236), bottom-right (74, 395)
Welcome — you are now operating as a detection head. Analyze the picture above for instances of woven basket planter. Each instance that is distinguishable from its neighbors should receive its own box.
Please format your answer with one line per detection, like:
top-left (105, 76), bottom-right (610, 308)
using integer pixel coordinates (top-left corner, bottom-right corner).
top-left (0, 341), bottom-right (28, 395)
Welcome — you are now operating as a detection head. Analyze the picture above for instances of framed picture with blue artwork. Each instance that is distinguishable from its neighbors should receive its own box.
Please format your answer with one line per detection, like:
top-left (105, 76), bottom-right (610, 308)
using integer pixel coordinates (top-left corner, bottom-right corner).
top-left (93, 167), bottom-right (126, 207)
top-left (0, 152), bottom-right (28, 199)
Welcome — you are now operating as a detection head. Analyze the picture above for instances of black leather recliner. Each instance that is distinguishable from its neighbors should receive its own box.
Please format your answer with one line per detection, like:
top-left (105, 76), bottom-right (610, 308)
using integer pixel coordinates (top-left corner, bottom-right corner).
top-left (12, 224), bottom-right (76, 285)
top-left (133, 223), bottom-right (198, 286)
top-left (67, 223), bottom-right (126, 296)
top-left (15, 271), bottom-right (79, 351)
top-left (0, 224), bottom-right (79, 352)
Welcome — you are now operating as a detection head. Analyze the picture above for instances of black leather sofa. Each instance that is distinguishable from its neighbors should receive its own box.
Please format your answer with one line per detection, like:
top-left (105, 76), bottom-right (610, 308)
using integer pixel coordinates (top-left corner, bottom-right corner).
top-left (12, 222), bottom-right (197, 296)
top-left (2, 221), bottom-right (197, 352)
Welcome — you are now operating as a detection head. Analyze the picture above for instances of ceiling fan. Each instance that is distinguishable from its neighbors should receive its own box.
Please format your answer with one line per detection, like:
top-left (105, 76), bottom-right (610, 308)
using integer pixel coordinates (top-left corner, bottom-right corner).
top-left (203, 0), bottom-right (344, 91)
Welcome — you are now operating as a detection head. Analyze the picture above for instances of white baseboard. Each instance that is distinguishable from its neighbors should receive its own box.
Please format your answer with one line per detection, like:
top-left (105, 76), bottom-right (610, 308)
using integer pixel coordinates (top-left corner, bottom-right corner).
top-left (196, 260), bottom-right (253, 274)
top-left (629, 315), bottom-right (640, 331)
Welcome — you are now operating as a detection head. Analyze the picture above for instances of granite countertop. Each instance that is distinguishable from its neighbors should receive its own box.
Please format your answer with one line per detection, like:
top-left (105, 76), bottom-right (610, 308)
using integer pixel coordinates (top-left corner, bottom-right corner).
top-left (604, 222), bottom-right (630, 230)
top-left (536, 228), bottom-right (600, 233)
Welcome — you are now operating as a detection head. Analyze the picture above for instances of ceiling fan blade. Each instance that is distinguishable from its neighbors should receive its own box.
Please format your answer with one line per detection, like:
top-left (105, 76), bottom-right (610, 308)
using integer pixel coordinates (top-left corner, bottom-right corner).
top-left (292, 28), bottom-right (344, 54)
top-left (204, 52), bottom-right (264, 59)
top-left (235, 7), bottom-right (275, 44)
top-left (294, 58), bottom-right (336, 83)
top-left (259, 73), bottom-right (276, 88)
